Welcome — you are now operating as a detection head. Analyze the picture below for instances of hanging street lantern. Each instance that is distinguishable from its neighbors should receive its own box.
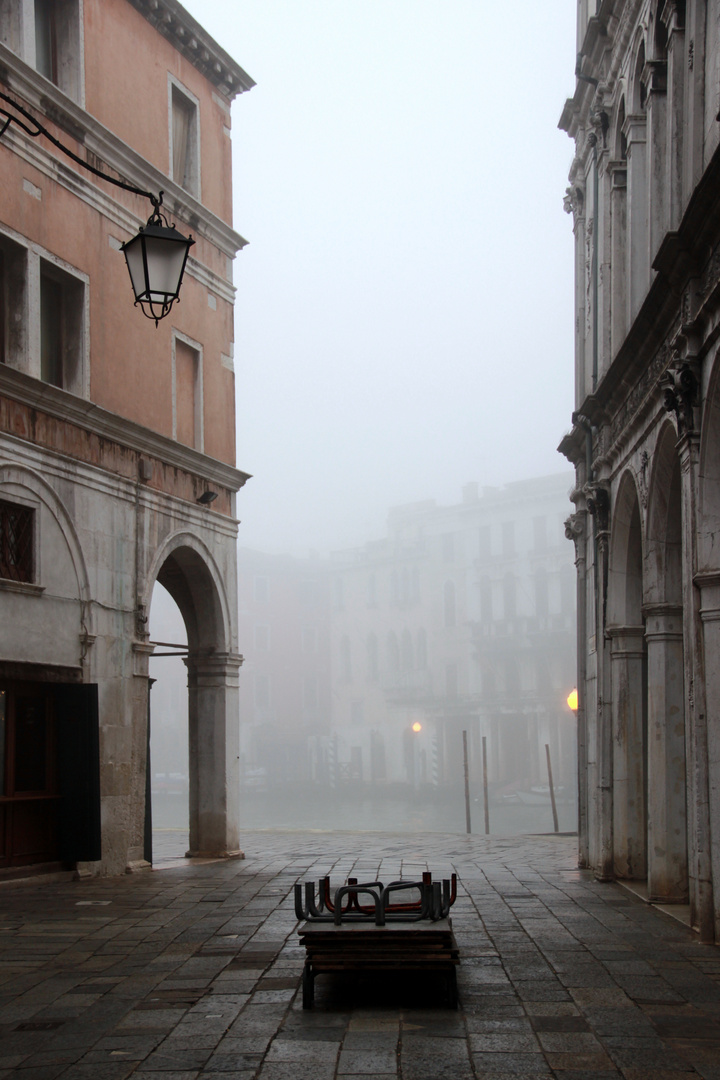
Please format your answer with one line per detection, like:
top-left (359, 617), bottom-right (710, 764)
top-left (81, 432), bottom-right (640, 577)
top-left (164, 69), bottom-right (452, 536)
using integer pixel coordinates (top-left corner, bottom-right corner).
top-left (0, 91), bottom-right (193, 325)
top-left (122, 198), bottom-right (194, 325)
top-left (567, 688), bottom-right (579, 712)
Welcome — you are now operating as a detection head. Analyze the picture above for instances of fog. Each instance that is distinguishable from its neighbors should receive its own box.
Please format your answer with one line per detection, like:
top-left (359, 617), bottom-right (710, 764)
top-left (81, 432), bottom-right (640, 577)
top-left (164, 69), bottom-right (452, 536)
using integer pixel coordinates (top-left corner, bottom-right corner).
top-left (149, 2), bottom-right (579, 847)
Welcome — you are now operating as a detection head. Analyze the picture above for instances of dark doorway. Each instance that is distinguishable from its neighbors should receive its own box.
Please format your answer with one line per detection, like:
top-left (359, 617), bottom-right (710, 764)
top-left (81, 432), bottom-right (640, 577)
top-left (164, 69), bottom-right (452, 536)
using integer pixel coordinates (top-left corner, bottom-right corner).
top-left (0, 681), bottom-right (100, 870)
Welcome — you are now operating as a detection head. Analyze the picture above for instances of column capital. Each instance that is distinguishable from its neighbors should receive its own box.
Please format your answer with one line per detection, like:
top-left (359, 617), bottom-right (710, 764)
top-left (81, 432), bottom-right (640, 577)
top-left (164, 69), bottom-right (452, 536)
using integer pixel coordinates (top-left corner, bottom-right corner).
top-left (643, 603), bottom-right (684, 640)
top-left (606, 624), bottom-right (646, 655)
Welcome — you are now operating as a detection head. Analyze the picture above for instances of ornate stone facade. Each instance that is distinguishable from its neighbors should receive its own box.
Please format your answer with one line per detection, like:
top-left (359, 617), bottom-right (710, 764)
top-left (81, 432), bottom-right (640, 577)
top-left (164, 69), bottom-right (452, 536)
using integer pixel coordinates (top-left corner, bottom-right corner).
top-left (559, 0), bottom-right (720, 941)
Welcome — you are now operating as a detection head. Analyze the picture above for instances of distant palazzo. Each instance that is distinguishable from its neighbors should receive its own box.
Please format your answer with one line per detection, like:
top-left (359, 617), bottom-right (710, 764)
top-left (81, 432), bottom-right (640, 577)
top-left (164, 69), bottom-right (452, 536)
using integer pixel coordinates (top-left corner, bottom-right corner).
top-left (559, 0), bottom-right (720, 941)
top-left (0, 0), bottom-right (253, 876)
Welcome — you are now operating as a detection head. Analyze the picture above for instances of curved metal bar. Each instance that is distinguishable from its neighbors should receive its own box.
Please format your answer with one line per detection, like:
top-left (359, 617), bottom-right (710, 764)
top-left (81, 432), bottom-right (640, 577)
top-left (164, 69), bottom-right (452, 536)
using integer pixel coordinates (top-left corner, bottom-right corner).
top-left (304, 881), bottom-right (325, 920)
top-left (333, 885), bottom-right (384, 926)
top-left (294, 883), bottom-right (307, 922)
top-left (0, 89), bottom-right (160, 210)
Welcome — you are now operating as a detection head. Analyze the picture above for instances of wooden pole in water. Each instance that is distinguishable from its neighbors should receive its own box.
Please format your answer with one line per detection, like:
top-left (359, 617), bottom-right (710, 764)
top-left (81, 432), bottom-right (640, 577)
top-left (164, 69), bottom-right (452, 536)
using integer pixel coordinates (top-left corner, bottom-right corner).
top-left (545, 743), bottom-right (559, 833)
top-left (463, 730), bottom-right (471, 834)
top-left (482, 735), bottom-right (490, 835)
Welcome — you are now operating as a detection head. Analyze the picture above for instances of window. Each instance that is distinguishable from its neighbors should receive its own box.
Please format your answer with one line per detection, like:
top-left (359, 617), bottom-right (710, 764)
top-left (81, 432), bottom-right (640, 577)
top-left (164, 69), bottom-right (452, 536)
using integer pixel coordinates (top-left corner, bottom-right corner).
top-left (0, 501), bottom-right (34, 582)
top-left (303, 676), bottom-right (318, 710)
top-left (366, 633), bottom-right (378, 682)
top-left (340, 636), bottom-right (352, 682)
top-left (502, 522), bottom-right (515, 557)
top-left (300, 579), bottom-right (318, 607)
top-left (351, 701), bottom-right (364, 726)
top-left (445, 664), bottom-right (458, 698)
top-left (301, 628), bottom-right (317, 654)
top-left (0, 234), bottom-right (27, 368)
top-left (401, 629), bottom-right (414, 671)
top-left (443, 580), bottom-right (456, 628)
top-left (254, 674), bottom-right (270, 709)
top-left (254, 626), bottom-right (269, 651)
top-left (386, 632), bottom-right (399, 672)
top-left (367, 574), bottom-right (377, 606)
top-left (173, 336), bottom-right (202, 450)
top-left (478, 525), bottom-right (491, 560)
top-left (32, 1), bottom-right (82, 100)
top-left (39, 261), bottom-right (84, 393)
top-left (503, 573), bottom-right (516, 620)
top-left (533, 516), bottom-right (547, 552)
top-left (480, 576), bottom-right (493, 623)
top-left (534, 568), bottom-right (549, 618)
top-left (254, 576), bottom-right (268, 603)
top-left (442, 533), bottom-right (455, 562)
top-left (171, 82), bottom-right (200, 197)
top-left (416, 628), bottom-right (427, 669)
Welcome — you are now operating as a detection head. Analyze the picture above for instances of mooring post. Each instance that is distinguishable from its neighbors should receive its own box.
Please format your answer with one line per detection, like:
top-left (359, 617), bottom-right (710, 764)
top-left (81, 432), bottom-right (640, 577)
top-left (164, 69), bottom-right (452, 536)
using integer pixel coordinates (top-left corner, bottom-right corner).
top-left (545, 743), bottom-right (559, 833)
top-left (482, 735), bottom-right (490, 835)
top-left (463, 729), bottom-right (471, 834)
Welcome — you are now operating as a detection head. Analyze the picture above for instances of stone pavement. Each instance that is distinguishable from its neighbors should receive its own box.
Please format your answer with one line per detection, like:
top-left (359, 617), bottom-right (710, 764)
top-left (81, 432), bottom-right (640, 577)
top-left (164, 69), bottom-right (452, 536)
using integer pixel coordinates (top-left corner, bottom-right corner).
top-left (1, 830), bottom-right (720, 1080)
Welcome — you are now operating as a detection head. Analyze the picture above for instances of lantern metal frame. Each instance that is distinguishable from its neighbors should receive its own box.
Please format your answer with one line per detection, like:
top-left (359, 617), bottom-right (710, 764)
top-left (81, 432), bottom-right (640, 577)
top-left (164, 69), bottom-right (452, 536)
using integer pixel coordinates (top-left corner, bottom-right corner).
top-left (0, 89), bottom-right (193, 324)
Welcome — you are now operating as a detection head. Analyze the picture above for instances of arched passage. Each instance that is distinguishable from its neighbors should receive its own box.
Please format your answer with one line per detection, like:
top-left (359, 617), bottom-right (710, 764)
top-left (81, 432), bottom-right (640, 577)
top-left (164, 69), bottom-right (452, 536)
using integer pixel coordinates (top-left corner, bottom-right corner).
top-left (645, 423), bottom-right (688, 901)
top-left (607, 472), bottom-right (647, 879)
top-left (146, 533), bottom-right (242, 859)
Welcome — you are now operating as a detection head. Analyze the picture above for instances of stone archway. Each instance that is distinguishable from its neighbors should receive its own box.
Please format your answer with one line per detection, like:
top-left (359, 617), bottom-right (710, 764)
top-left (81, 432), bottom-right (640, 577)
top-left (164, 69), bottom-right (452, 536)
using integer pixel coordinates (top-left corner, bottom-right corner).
top-left (645, 422), bottom-right (688, 901)
top-left (607, 471), bottom-right (647, 880)
top-left (147, 533), bottom-right (242, 859)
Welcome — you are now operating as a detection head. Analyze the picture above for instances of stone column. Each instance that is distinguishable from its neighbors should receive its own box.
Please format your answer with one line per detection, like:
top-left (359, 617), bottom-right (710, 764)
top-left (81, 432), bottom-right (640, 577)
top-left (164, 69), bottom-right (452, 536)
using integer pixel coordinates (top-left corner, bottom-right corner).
top-left (128, 640), bottom-right (154, 873)
top-left (661, 0), bottom-right (685, 230)
top-left (624, 113), bottom-right (648, 321)
top-left (695, 573), bottom-right (720, 938)
top-left (186, 652), bottom-right (243, 858)
top-left (608, 161), bottom-right (627, 358)
top-left (608, 625), bottom-right (647, 880)
top-left (644, 604), bottom-right (687, 901)
top-left (643, 59), bottom-right (667, 265)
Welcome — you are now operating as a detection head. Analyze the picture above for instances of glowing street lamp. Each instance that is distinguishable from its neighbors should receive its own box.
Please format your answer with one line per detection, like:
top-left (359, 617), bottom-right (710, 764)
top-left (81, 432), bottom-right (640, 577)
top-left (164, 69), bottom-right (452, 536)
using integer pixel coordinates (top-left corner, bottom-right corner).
top-left (411, 721), bottom-right (423, 733)
top-left (567, 688), bottom-right (579, 712)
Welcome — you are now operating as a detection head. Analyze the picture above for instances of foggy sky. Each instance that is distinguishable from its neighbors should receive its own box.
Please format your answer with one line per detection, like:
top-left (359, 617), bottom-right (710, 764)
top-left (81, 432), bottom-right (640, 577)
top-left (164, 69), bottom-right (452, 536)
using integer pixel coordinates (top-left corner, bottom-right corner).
top-left (180, 1), bottom-right (577, 556)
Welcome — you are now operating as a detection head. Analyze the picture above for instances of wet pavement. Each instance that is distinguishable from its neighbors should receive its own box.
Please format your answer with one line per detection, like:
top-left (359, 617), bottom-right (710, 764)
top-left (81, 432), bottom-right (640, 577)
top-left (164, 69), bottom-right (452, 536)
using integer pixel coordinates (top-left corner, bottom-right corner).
top-left (1, 829), bottom-right (719, 1079)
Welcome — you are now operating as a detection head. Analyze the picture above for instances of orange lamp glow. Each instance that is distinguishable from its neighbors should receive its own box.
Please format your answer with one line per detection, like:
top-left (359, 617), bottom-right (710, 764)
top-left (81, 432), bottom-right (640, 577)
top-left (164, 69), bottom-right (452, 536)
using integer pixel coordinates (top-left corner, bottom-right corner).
top-left (412, 722), bottom-right (423, 733)
top-left (567, 689), bottom-right (579, 712)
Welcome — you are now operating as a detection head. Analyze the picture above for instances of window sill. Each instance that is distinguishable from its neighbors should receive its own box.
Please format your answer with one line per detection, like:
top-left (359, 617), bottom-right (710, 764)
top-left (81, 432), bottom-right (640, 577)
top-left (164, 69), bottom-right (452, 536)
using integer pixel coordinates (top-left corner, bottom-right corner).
top-left (0, 579), bottom-right (45, 596)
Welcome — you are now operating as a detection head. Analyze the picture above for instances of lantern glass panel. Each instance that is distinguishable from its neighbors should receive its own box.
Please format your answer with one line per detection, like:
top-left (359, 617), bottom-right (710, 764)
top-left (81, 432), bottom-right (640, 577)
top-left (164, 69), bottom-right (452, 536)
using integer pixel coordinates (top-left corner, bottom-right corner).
top-left (143, 234), bottom-right (188, 298)
top-left (123, 234), bottom-right (148, 300)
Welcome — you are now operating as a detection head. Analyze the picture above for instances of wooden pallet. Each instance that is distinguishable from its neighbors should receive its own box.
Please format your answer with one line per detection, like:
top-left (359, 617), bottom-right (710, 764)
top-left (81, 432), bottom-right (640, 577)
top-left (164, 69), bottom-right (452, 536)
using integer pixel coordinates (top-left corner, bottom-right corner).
top-left (298, 918), bottom-right (460, 1009)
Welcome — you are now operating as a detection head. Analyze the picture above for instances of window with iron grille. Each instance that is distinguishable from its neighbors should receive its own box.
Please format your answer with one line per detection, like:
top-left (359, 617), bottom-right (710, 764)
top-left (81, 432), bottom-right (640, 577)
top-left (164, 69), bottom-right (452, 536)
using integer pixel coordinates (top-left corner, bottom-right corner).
top-left (0, 501), bottom-right (34, 582)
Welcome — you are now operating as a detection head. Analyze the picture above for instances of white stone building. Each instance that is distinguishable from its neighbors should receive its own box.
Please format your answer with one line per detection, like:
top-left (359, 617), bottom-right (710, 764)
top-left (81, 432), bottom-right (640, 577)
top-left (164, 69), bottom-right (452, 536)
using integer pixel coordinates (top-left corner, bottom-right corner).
top-left (560, 0), bottom-right (720, 941)
top-left (330, 476), bottom-right (577, 800)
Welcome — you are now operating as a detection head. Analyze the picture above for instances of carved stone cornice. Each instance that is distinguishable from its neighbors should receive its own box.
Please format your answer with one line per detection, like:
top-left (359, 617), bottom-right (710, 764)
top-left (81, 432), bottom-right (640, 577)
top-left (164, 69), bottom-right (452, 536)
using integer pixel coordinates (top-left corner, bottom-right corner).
top-left (126, 0), bottom-right (255, 100)
top-left (0, 365), bottom-right (251, 493)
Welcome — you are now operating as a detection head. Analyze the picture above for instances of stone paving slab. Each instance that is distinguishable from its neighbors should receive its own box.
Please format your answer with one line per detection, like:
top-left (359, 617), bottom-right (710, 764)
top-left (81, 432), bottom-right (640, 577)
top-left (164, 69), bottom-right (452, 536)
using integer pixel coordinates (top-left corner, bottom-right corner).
top-left (0, 830), bottom-right (719, 1077)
